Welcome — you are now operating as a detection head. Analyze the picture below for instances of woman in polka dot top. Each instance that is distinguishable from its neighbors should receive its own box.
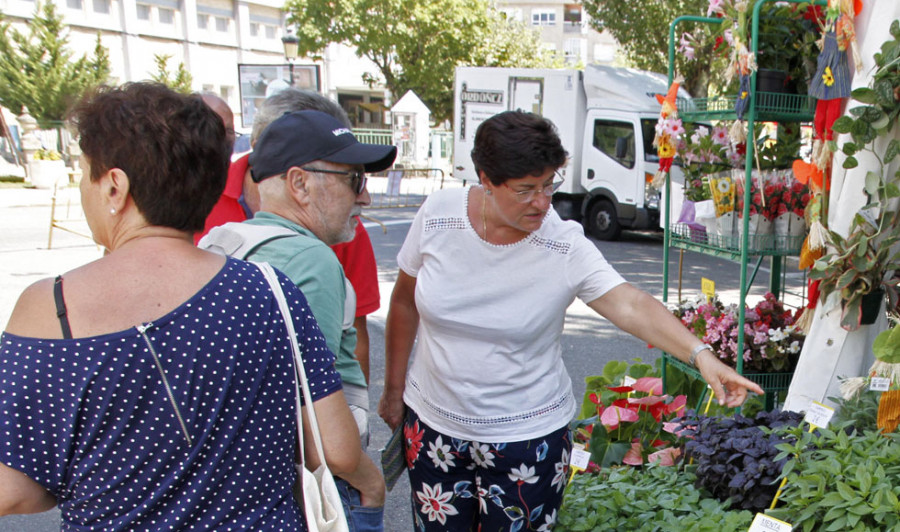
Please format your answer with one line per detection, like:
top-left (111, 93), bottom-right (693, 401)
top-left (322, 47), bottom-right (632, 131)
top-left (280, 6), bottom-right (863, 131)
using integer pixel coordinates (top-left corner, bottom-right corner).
top-left (0, 83), bottom-right (363, 530)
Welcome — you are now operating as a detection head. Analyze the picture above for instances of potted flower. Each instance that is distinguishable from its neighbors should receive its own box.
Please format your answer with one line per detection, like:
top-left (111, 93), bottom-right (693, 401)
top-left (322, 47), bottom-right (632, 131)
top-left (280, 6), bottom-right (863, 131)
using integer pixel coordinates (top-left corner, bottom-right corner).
top-left (28, 148), bottom-right (66, 189)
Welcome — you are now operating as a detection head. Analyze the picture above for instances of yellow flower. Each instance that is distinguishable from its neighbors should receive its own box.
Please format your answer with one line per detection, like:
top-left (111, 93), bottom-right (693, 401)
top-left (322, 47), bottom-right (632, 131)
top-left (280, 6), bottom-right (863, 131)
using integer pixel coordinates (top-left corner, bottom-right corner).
top-left (822, 66), bottom-right (834, 87)
top-left (659, 142), bottom-right (675, 158)
top-left (717, 179), bottom-right (732, 194)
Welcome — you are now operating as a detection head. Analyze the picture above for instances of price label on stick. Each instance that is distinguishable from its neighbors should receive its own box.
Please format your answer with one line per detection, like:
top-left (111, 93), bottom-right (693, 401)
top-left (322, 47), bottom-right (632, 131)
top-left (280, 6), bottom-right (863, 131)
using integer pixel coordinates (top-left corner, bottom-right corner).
top-left (803, 401), bottom-right (834, 429)
top-left (570, 447), bottom-right (591, 471)
top-left (748, 513), bottom-right (792, 532)
top-left (623, 376), bottom-right (637, 387)
top-left (701, 278), bottom-right (716, 301)
top-left (870, 377), bottom-right (891, 392)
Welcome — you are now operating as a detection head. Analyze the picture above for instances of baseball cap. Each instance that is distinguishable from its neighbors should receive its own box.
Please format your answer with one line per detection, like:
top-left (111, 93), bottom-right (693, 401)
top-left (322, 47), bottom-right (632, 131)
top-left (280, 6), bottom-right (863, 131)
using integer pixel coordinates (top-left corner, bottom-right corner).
top-left (249, 110), bottom-right (398, 183)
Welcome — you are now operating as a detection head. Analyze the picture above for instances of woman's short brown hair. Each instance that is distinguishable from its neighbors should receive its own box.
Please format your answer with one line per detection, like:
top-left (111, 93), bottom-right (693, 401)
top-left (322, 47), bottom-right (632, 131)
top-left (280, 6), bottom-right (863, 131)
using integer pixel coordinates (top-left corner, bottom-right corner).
top-left (471, 110), bottom-right (568, 185)
top-left (69, 82), bottom-right (229, 232)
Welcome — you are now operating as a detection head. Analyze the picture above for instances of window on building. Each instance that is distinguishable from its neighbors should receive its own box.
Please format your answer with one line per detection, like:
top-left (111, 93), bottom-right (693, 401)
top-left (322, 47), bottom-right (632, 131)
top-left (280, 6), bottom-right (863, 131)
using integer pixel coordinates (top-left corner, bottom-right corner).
top-left (136, 3), bottom-right (150, 20)
top-left (197, 14), bottom-right (209, 29)
top-left (563, 38), bottom-right (585, 61)
top-left (593, 119), bottom-right (635, 169)
top-left (249, 22), bottom-right (259, 36)
top-left (66, 0), bottom-right (83, 10)
top-left (265, 25), bottom-right (276, 39)
top-left (531, 9), bottom-right (556, 26)
top-left (158, 7), bottom-right (174, 24)
top-left (215, 16), bottom-right (229, 32)
top-left (92, 0), bottom-right (110, 14)
top-left (563, 4), bottom-right (581, 32)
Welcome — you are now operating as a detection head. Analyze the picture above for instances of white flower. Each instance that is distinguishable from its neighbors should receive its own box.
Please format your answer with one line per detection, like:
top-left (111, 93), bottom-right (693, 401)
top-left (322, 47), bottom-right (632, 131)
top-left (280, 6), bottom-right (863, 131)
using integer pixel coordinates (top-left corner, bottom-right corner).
top-left (551, 449), bottom-right (569, 493)
top-left (470, 442), bottom-right (496, 469)
top-left (768, 328), bottom-right (787, 342)
top-left (537, 509), bottom-right (558, 531)
top-left (508, 463), bottom-right (539, 484)
top-left (415, 483), bottom-right (459, 525)
top-left (426, 436), bottom-right (455, 473)
top-left (788, 340), bottom-right (801, 354)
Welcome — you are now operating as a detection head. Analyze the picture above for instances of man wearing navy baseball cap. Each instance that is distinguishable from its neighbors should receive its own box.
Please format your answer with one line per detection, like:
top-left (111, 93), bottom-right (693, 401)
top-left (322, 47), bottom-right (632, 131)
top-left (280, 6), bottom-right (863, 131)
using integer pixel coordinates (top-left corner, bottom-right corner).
top-left (199, 109), bottom-right (396, 529)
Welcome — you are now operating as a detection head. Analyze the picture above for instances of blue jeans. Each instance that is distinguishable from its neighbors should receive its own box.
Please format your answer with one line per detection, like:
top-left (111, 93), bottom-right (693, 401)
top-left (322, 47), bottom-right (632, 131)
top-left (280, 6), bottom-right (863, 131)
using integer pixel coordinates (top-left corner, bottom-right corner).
top-left (335, 477), bottom-right (384, 531)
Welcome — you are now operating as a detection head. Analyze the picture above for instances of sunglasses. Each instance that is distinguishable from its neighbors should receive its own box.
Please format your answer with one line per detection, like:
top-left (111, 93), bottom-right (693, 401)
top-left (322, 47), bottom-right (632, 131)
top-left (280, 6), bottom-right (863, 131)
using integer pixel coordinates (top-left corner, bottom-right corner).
top-left (301, 167), bottom-right (367, 195)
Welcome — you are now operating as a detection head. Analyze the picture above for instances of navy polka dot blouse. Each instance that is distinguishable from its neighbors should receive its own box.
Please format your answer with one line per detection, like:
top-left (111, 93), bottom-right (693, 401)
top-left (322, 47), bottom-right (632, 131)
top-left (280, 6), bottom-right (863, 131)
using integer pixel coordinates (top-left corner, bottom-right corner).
top-left (0, 257), bottom-right (342, 530)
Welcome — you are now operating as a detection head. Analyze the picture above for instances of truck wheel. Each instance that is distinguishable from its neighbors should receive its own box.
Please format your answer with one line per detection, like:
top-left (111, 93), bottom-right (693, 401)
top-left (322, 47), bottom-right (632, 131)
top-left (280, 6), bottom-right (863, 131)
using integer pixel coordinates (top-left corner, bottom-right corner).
top-left (587, 200), bottom-right (621, 241)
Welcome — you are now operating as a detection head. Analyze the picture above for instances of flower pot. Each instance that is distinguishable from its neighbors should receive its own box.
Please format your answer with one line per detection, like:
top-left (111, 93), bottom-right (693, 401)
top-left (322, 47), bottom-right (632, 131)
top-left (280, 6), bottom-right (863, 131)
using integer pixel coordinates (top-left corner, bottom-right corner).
top-left (28, 160), bottom-right (67, 189)
top-left (774, 212), bottom-right (806, 250)
top-left (756, 69), bottom-right (788, 94)
top-left (860, 289), bottom-right (885, 326)
top-left (738, 213), bottom-right (773, 249)
top-left (715, 212), bottom-right (735, 245)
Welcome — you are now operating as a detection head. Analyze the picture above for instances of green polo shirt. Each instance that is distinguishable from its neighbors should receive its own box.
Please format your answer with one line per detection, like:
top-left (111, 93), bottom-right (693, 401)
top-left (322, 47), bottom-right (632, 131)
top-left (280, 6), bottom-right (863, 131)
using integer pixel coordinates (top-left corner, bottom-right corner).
top-left (243, 212), bottom-right (366, 388)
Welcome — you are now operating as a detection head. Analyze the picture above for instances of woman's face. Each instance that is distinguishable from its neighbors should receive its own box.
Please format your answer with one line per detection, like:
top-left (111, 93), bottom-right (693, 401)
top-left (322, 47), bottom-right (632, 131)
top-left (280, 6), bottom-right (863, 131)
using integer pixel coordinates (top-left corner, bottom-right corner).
top-left (484, 168), bottom-right (557, 236)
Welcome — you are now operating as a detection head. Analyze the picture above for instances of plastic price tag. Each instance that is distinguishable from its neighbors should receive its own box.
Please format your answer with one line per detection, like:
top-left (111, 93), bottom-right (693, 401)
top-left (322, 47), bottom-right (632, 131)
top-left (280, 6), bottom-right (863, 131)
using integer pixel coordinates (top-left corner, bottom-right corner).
top-left (748, 513), bottom-right (792, 532)
top-left (870, 377), bottom-right (891, 392)
top-left (623, 376), bottom-right (637, 387)
top-left (701, 278), bottom-right (716, 301)
top-left (570, 447), bottom-right (591, 471)
top-left (803, 401), bottom-right (834, 429)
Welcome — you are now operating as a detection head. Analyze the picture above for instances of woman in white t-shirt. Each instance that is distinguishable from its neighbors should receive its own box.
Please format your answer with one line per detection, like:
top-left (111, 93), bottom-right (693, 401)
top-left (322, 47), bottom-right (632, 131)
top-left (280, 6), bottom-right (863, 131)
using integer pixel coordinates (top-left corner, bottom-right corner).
top-left (378, 111), bottom-right (763, 530)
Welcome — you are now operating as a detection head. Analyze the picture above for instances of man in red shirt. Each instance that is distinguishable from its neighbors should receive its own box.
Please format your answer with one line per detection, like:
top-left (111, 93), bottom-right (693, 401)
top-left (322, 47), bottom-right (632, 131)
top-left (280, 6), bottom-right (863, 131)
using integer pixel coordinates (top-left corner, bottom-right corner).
top-left (196, 88), bottom-right (382, 381)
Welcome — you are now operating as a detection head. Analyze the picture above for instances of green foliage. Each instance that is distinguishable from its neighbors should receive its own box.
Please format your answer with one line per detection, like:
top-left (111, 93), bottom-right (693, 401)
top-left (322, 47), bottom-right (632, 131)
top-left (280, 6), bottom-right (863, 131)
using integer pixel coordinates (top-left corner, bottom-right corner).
top-left (283, 0), bottom-right (560, 123)
top-left (150, 54), bottom-right (193, 94)
top-left (768, 424), bottom-right (900, 532)
top-left (810, 22), bottom-right (900, 330)
top-left (581, 0), bottom-right (723, 98)
top-left (556, 465), bottom-right (753, 531)
top-left (0, 1), bottom-right (110, 126)
top-left (832, 391), bottom-right (882, 432)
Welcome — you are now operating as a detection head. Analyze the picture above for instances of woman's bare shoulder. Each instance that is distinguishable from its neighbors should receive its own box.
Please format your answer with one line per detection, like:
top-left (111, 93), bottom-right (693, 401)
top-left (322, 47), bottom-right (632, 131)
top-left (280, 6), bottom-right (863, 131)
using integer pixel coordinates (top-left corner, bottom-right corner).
top-left (4, 277), bottom-right (62, 339)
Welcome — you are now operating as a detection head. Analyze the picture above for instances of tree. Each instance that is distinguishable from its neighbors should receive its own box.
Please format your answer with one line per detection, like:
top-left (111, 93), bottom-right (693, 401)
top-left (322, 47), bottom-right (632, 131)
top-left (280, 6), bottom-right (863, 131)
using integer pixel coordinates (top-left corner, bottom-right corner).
top-left (283, 0), bottom-right (559, 123)
top-left (581, 0), bottom-right (725, 98)
top-left (151, 54), bottom-right (194, 94)
top-left (0, 1), bottom-right (110, 127)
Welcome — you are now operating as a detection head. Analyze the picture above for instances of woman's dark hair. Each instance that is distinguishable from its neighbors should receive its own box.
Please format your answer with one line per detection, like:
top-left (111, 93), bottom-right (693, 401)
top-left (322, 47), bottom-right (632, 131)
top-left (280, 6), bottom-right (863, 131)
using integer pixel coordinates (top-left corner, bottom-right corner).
top-left (69, 82), bottom-right (229, 232)
top-left (470, 110), bottom-right (568, 185)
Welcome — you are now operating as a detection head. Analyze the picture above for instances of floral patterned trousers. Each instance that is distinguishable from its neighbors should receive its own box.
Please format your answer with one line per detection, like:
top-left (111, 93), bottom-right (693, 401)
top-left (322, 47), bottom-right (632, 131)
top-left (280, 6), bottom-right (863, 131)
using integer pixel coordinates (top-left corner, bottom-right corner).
top-left (403, 408), bottom-right (571, 531)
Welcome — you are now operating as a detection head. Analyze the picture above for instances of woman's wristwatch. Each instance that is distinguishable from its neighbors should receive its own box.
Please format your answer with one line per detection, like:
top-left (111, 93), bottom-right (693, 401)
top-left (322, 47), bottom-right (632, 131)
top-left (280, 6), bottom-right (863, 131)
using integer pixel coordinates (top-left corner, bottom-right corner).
top-left (689, 344), bottom-right (713, 368)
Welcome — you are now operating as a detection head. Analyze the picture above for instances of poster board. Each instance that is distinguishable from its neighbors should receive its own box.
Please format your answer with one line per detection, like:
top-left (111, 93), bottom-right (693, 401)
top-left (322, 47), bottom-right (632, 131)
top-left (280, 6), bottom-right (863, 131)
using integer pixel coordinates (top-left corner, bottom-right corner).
top-left (237, 64), bottom-right (321, 128)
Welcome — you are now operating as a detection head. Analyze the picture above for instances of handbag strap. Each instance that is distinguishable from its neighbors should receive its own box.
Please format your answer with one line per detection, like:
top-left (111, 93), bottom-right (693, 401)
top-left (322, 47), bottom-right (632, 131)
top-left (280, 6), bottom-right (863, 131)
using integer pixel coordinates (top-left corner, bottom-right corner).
top-left (254, 262), bottom-right (329, 470)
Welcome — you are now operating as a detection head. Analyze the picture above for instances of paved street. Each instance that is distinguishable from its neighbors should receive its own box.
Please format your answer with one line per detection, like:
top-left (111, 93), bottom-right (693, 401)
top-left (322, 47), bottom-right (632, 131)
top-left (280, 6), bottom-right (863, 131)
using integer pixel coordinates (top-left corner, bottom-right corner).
top-left (0, 185), bottom-right (804, 531)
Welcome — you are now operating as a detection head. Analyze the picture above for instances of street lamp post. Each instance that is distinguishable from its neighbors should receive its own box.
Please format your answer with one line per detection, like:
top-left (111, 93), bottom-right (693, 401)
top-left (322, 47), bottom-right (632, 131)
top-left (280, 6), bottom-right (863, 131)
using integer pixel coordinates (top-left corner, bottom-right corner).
top-left (281, 33), bottom-right (299, 86)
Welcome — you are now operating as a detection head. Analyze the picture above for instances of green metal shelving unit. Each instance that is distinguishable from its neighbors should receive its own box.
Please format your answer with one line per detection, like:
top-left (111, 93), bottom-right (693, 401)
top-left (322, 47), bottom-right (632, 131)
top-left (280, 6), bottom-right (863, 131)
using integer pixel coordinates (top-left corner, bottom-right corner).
top-left (660, 0), bottom-right (827, 411)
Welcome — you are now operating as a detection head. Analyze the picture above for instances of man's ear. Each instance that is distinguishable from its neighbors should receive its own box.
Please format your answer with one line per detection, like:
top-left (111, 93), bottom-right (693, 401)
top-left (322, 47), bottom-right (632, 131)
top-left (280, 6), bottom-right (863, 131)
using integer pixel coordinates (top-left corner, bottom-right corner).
top-left (103, 168), bottom-right (130, 212)
top-left (285, 166), bottom-right (310, 204)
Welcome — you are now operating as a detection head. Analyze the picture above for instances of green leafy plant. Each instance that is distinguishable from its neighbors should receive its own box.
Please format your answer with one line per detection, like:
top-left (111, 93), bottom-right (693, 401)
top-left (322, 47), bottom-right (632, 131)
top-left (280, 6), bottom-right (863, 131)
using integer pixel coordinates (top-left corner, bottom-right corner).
top-left (768, 423), bottom-right (900, 531)
top-left (556, 464), bottom-right (753, 531)
top-left (812, 21), bottom-right (900, 330)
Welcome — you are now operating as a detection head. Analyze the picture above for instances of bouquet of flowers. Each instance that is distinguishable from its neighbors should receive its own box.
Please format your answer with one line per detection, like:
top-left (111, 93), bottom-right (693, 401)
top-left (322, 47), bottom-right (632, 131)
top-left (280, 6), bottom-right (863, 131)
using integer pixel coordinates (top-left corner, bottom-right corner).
top-left (785, 178), bottom-right (810, 218)
top-left (679, 124), bottom-right (745, 202)
top-left (571, 376), bottom-right (687, 470)
top-left (670, 293), bottom-right (803, 373)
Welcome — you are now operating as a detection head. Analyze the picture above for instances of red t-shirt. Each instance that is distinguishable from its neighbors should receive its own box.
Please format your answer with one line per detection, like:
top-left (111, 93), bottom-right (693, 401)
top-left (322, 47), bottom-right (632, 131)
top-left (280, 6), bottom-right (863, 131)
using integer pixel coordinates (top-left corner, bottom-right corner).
top-left (332, 218), bottom-right (381, 317)
top-left (194, 153), bottom-right (250, 244)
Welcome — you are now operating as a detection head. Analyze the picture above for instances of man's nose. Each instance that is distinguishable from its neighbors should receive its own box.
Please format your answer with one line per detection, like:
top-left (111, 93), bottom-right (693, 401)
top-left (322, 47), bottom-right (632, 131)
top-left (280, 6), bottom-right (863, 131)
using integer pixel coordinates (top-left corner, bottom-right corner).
top-left (357, 187), bottom-right (371, 206)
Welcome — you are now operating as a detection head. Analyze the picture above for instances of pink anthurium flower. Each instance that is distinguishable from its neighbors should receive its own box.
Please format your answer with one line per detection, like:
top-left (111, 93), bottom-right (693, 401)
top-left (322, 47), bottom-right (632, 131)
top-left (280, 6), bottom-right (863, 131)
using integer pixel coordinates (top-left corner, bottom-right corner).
top-left (632, 377), bottom-right (663, 395)
top-left (648, 447), bottom-right (682, 466)
top-left (600, 405), bottom-right (639, 430)
top-left (623, 442), bottom-right (643, 465)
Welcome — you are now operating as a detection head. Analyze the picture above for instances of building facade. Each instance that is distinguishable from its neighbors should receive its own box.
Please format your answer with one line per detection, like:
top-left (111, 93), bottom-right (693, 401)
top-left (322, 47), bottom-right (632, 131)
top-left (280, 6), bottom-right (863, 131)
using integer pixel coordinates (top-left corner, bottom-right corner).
top-left (0, 0), bottom-right (387, 130)
top-left (496, 0), bottom-right (617, 66)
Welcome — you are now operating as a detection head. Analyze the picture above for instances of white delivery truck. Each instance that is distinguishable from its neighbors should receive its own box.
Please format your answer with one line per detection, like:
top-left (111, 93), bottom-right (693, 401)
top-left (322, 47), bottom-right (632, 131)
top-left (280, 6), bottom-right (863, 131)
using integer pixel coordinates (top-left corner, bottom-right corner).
top-left (453, 65), bottom-right (690, 240)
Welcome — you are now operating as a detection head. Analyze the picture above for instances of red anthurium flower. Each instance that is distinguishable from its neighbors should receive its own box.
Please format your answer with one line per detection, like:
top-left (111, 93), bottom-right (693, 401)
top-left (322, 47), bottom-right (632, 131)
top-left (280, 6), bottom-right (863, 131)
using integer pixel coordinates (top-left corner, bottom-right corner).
top-left (632, 377), bottom-right (663, 395)
top-left (588, 392), bottom-right (602, 405)
top-left (607, 386), bottom-right (634, 393)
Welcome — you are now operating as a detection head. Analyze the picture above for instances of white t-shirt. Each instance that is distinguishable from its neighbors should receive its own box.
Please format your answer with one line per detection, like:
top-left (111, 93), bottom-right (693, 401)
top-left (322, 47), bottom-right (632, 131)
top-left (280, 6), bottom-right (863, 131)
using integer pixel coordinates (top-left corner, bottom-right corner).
top-left (398, 187), bottom-right (626, 442)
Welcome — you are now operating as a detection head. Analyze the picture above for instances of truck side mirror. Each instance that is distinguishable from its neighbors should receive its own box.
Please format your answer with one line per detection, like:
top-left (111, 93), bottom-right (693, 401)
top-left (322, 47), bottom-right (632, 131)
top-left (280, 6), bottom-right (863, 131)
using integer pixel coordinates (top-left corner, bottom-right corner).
top-left (615, 137), bottom-right (628, 159)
